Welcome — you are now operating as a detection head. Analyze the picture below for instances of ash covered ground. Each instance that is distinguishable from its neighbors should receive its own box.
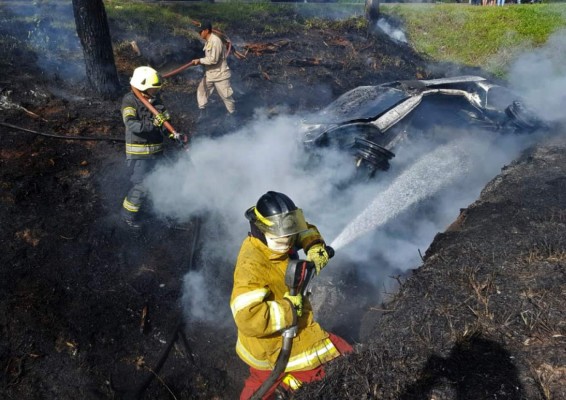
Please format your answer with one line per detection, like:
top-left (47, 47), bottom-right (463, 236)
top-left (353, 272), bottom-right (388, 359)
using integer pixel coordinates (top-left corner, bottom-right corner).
top-left (1, 3), bottom-right (565, 400)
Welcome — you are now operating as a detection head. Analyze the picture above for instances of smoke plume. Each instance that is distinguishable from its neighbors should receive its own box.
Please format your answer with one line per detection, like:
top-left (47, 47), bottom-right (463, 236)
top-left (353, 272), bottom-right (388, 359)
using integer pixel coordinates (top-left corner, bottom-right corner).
top-left (508, 29), bottom-right (566, 124)
top-left (375, 17), bottom-right (408, 43)
top-left (145, 28), bottom-right (566, 334)
top-left (147, 106), bottom-right (543, 331)
top-left (2, 1), bottom-right (85, 83)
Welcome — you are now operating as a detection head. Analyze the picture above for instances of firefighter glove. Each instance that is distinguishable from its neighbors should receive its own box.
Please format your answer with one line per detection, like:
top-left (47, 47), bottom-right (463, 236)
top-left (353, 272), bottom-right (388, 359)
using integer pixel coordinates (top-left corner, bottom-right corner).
top-left (307, 243), bottom-right (330, 275)
top-left (152, 111), bottom-right (170, 127)
top-left (284, 292), bottom-right (302, 317)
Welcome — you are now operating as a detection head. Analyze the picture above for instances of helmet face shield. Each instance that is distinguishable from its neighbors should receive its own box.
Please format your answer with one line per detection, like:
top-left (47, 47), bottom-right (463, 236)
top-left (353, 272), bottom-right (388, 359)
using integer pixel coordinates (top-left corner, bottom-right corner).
top-left (264, 232), bottom-right (295, 253)
top-left (249, 207), bottom-right (308, 237)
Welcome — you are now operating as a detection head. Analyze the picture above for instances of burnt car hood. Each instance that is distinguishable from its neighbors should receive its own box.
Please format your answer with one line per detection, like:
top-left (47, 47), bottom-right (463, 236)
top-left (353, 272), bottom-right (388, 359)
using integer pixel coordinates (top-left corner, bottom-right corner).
top-left (305, 76), bottom-right (488, 124)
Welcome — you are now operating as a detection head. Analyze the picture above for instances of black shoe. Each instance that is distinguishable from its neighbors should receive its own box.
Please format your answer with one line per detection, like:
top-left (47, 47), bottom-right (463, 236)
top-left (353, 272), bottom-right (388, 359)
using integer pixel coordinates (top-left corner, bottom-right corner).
top-left (122, 215), bottom-right (142, 230)
top-left (225, 111), bottom-right (238, 128)
top-left (274, 386), bottom-right (290, 400)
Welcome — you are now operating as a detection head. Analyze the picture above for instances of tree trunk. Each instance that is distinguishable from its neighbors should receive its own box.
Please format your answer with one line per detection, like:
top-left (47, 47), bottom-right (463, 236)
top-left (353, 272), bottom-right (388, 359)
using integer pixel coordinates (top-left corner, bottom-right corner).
top-left (365, 0), bottom-right (380, 26)
top-left (72, 0), bottom-right (120, 99)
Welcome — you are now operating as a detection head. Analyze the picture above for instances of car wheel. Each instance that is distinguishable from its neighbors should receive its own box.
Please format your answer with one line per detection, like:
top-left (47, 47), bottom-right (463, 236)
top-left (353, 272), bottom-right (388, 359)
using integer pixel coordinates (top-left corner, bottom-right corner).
top-left (354, 137), bottom-right (395, 173)
top-left (322, 123), bottom-right (393, 178)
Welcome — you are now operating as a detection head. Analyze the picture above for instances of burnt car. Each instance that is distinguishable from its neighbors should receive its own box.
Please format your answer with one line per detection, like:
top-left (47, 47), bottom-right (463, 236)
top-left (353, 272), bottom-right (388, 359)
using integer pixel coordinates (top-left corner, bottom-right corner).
top-left (300, 76), bottom-right (545, 177)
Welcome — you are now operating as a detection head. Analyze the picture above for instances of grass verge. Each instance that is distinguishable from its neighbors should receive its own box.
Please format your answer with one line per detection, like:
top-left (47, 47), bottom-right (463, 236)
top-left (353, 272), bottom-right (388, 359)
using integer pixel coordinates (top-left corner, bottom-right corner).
top-left (383, 3), bottom-right (566, 76)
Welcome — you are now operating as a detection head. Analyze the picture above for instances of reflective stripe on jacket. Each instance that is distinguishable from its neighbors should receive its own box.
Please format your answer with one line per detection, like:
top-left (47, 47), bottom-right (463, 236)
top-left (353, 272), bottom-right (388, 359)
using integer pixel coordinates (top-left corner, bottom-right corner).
top-left (230, 232), bottom-right (339, 372)
top-left (121, 91), bottom-right (167, 160)
top-left (125, 143), bottom-right (163, 156)
top-left (199, 33), bottom-right (231, 82)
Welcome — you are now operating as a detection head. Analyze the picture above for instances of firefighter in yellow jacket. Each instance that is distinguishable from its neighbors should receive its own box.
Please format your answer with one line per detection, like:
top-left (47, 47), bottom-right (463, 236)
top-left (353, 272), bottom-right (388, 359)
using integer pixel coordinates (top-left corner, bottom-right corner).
top-left (231, 191), bottom-right (353, 399)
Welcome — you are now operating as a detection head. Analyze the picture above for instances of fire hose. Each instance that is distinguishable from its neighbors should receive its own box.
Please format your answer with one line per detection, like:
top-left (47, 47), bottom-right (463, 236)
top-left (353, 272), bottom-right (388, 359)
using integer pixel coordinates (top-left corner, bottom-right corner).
top-left (131, 86), bottom-right (189, 150)
top-left (161, 60), bottom-right (197, 79)
top-left (0, 121), bottom-right (125, 142)
top-left (250, 246), bottom-right (335, 400)
top-left (112, 217), bottom-right (202, 399)
top-left (161, 20), bottom-right (245, 79)
top-left (189, 19), bottom-right (246, 60)
top-left (118, 320), bottom-right (190, 400)
top-left (2, 90), bottom-right (190, 149)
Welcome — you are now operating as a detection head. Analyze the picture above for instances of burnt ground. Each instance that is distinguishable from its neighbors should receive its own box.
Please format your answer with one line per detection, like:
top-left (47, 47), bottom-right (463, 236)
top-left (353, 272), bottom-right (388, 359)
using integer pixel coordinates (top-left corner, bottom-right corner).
top-left (297, 136), bottom-right (566, 399)
top-left (1, 5), bottom-right (565, 400)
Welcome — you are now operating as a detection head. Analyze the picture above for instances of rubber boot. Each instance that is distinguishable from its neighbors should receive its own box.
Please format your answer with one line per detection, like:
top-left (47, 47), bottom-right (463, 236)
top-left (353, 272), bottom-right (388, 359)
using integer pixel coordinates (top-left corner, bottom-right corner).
top-left (121, 211), bottom-right (142, 231)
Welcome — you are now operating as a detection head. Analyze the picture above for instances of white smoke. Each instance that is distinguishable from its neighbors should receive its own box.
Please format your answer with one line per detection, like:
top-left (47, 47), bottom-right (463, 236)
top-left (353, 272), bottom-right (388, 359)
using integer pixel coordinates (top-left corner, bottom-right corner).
top-left (147, 112), bottom-right (361, 233)
top-left (3, 2), bottom-right (85, 82)
top-left (147, 112), bottom-right (371, 324)
top-left (146, 28), bottom-right (566, 331)
top-left (181, 271), bottom-right (218, 322)
top-left (146, 104), bottom-right (542, 328)
top-left (376, 18), bottom-right (408, 44)
top-left (331, 139), bottom-right (472, 250)
top-left (508, 29), bottom-right (566, 124)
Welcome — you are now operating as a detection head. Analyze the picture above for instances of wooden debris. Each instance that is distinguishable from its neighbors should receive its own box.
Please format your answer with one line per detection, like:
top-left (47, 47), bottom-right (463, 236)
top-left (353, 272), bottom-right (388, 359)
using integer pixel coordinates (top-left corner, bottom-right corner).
top-left (290, 57), bottom-right (323, 66)
top-left (327, 37), bottom-right (352, 48)
top-left (65, 341), bottom-right (78, 356)
top-left (20, 106), bottom-right (48, 121)
top-left (130, 41), bottom-right (141, 56)
top-left (258, 65), bottom-right (271, 81)
top-left (5, 357), bottom-right (23, 385)
top-left (288, 58), bottom-right (343, 70)
top-left (140, 304), bottom-right (149, 334)
top-left (243, 40), bottom-right (290, 56)
top-left (135, 355), bottom-right (145, 370)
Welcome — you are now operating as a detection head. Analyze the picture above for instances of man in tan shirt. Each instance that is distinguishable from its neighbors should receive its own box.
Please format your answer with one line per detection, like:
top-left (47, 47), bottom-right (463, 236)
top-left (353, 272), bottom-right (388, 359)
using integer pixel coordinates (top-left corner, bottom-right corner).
top-left (192, 20), bottom-right (235, 120)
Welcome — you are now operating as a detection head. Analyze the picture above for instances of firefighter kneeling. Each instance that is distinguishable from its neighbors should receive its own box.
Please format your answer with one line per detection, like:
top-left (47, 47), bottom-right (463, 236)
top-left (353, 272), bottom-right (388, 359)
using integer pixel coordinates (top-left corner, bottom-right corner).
top-left (230, 191), bottom-right (353, 399)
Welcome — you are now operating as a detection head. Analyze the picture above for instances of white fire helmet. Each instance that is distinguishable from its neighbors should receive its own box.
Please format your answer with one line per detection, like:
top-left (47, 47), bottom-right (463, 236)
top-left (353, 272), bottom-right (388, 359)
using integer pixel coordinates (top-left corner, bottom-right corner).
top-left (130, 66), bottom-right (162, 92)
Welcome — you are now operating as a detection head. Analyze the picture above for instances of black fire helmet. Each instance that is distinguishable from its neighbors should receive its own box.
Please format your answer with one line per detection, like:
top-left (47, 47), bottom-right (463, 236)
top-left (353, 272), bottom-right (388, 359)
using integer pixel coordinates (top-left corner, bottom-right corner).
top-left (245, 191), bottom-right (308, 237)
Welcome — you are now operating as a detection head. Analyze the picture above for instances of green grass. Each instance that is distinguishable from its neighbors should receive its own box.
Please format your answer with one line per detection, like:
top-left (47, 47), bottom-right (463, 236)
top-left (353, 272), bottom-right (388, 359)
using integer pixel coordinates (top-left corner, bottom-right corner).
top-left (106, 1), bottom-right (302, 36)
top-left (3, 1), bottom-right (566, 78)
top-left (105, 1), bottom-right (366, 36)
top-left (104, 1), bottom-right (566, 76)
top-left (383, 4), bottom-right (566, 76)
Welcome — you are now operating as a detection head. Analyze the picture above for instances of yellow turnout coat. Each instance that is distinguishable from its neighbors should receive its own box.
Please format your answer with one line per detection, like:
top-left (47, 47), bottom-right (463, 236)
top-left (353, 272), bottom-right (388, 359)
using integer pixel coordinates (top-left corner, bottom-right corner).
top-left (230, 227), bottom-right (340, 372)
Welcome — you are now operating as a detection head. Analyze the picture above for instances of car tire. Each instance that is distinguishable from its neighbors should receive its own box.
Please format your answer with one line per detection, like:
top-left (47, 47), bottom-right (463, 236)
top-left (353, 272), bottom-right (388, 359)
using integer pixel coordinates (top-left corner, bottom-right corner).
top-left (354, 137), bottom-right (395, 173)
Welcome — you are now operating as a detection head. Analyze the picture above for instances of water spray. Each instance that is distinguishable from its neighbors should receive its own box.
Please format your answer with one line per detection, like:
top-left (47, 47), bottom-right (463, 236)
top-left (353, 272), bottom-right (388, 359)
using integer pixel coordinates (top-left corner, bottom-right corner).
top-left (330, 140), bottom-right (471, 250)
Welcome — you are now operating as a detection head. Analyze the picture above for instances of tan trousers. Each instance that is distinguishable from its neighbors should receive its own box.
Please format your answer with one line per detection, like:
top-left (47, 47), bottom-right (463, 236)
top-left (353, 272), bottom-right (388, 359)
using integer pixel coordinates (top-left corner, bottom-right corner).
top-left (197, 77), bottom-right (235, 114)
